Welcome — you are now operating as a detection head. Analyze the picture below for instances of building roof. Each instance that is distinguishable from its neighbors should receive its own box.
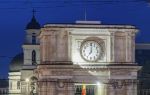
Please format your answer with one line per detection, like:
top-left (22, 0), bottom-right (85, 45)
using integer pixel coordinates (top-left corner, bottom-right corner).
top-left (136, 43), bottom-right (150, 50)
top-left (43, 20), bottom-right (136, 29)
top-left (26, 15), bottom-right (41, 29)
top-left (9, 53), bottom-right (23, 72)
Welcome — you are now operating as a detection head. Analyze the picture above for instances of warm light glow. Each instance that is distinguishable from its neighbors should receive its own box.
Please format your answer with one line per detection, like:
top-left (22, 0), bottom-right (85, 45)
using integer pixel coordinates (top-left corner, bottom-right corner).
top-left (97, 82), bottom-right (100, 86)
top-left (25, 78), bottom-right (29, 82)
top-left (96, 82), bottom-right (106, 95)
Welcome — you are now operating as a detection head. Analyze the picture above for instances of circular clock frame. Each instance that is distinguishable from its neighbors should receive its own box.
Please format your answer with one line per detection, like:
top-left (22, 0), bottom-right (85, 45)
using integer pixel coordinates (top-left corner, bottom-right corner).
top-left (80, 37), bottom-right (105, 62)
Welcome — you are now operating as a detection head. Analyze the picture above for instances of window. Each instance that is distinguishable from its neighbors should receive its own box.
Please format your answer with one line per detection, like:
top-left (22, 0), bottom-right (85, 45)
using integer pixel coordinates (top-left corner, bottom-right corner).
top-left (32, 33), bottom-right (36, 44)
top-left (32, 50), bottom-right (36, 65)
top-left (17, 81), bottom-right (20, 89)
top-left (75, 85), bottom-right (96, 95)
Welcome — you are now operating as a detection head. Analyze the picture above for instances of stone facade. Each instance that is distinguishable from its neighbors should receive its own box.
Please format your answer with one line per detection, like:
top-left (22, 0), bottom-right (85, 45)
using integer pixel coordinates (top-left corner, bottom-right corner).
top-left (37, 22), bottom-right (141, 95)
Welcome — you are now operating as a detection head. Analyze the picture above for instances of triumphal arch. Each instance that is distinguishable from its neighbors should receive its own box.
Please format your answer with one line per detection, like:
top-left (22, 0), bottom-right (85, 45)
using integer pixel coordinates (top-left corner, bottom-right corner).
top-left (36, 21), bottom-right (141, 95)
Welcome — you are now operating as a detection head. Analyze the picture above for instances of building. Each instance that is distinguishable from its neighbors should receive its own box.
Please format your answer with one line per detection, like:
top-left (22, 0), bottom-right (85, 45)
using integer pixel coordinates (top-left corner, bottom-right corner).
top-left (9, 16), bottom-right (141, 95)
top-left (37, 21), bottom-right (141, 95)
top-left (8, 13), bottom-right (40, 95)
top-left (0, 79), bottom-right (8, 94)
top-left (136, 44), bottom-right (150, 95)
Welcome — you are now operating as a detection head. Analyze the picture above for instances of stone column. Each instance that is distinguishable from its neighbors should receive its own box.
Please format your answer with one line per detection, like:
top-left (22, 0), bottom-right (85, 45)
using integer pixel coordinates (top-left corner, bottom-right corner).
top-left (110, 32), bottom-right (115, 62)
top-left (108, 86), bottom-right (115, 95)
top-left (67, 83), bottom-right (74, 95)
top-left (127, 84), bottom-right (134, 95)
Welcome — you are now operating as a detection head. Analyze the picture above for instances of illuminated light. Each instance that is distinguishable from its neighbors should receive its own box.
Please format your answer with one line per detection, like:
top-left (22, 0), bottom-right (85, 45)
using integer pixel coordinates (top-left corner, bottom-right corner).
top-left (25, 78), bottom-right (29, 82)
top-left (97, 82), bottom-right (100, 86)
top-left (96, 82), bottom-right (104, 95)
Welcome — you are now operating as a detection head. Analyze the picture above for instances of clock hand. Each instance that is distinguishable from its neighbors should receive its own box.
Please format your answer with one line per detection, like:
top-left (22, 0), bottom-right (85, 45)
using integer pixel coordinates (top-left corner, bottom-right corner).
top-left (88, 45), bottom-right (92, 57)
top-left (89, 46), bottom-right (92, 53)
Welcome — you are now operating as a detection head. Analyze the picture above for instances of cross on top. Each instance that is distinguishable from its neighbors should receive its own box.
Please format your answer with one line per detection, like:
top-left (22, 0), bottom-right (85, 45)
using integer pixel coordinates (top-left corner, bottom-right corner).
top-left (32, 9), bottom-right (36, 16)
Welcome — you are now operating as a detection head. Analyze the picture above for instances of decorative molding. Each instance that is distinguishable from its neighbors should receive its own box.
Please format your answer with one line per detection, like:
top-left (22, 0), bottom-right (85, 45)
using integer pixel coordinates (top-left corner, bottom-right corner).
top-left (107, 79), bottom-right (138, 89)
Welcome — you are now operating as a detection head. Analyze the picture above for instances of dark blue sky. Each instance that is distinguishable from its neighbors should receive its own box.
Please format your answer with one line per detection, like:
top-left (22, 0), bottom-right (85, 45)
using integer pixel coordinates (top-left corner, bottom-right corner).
top-left (0, 0), bottom-right (150, 78)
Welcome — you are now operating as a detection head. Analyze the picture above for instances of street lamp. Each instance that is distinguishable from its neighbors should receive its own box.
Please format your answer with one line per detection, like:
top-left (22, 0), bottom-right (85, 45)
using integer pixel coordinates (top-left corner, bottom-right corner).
top-left (25, 78), bottom-right (29, 95)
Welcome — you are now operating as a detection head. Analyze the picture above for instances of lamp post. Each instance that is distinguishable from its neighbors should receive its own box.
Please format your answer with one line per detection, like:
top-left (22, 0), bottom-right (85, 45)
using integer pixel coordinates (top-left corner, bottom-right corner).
top-left (25, 78), bottom-right (29, 95)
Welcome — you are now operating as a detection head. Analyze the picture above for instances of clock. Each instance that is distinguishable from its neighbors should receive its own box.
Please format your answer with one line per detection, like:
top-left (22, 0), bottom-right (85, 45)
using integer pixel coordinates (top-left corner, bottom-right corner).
top-left (80, 40), bottom-right (102, 62)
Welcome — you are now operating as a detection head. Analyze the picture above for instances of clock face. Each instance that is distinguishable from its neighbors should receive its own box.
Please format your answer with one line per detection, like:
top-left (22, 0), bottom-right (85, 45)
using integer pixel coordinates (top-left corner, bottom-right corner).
top-left (80, 41), bottom-right (101, 62)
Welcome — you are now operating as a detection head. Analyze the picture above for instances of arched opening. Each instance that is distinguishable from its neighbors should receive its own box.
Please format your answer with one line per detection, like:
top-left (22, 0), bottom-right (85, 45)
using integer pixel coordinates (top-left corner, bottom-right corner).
top-left (32, 50), bottom-right (36, 65)
top-left (32, 33), bottom-right (36, 44)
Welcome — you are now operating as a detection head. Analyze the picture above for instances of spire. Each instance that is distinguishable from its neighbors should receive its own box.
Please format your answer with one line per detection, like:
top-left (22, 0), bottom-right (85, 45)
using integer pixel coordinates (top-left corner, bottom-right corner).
top-left (26, 9), bottom-right (41, 29)
top-left (32, 9), bottom-right (36, 18)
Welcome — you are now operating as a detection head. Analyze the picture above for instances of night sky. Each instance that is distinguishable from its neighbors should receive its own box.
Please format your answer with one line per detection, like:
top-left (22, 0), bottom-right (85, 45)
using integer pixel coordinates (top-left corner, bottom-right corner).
top-left (0, 0), bottom-right (150, 78)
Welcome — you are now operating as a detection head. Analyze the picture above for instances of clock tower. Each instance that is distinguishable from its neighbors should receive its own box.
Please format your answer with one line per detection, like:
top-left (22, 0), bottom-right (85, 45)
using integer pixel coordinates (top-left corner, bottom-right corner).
top-left (37, 21), bottom-right (141, 95)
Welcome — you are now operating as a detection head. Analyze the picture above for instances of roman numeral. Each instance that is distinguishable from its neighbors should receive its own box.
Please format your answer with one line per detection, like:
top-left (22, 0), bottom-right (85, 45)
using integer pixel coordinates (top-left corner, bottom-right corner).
top-left (90, 57), bottom-right (92, 60)
top-left (90, 43), bottom-right (92, 46)
top-left (94, 56), bottom-right (96, 60)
